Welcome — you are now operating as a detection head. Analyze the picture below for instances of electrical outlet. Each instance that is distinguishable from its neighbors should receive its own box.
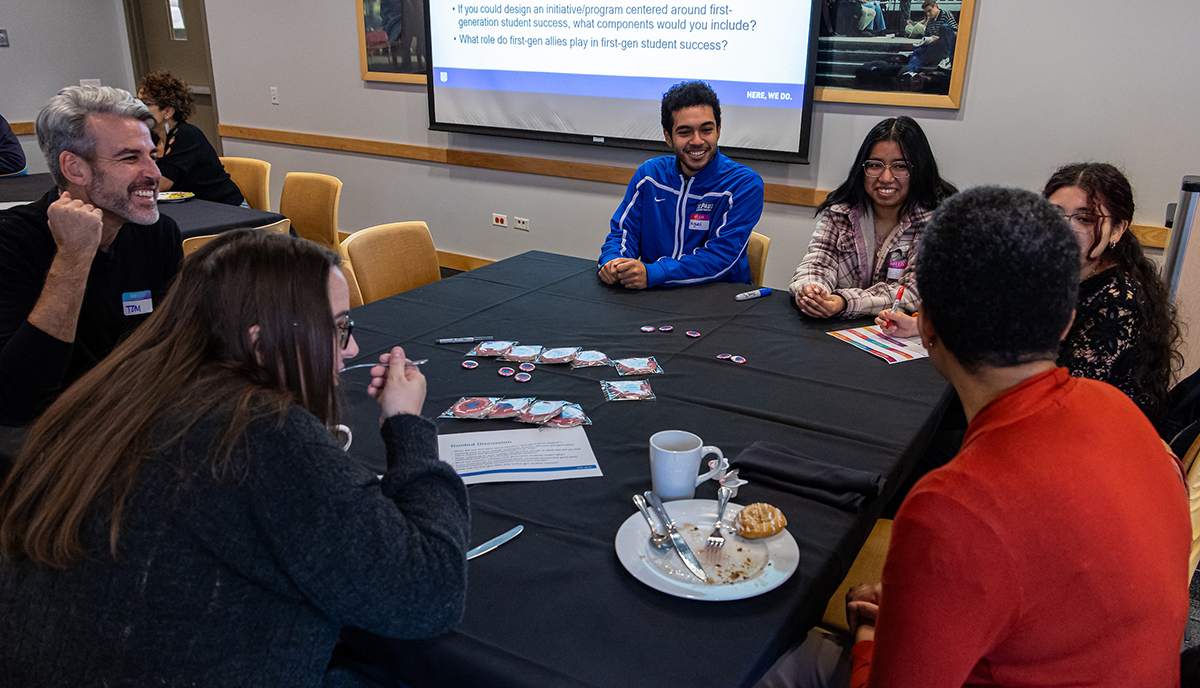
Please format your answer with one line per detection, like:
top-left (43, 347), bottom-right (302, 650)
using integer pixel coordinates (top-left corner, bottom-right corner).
top-left (0, 29), bottom-right (10, 48)
top-left (514, 217), bottom-right (529, 231)
top-left (492, 213), bottom-right (507, 228)
top-left (79, 79), bottom-right (101, 88)
top-left (270, 87), bottom-right (279, 105)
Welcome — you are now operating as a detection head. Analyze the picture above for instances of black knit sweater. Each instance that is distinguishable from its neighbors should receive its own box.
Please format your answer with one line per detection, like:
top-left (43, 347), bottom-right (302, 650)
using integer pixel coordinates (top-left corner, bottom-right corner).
top-left (0, 409), bottom-right (469, 686)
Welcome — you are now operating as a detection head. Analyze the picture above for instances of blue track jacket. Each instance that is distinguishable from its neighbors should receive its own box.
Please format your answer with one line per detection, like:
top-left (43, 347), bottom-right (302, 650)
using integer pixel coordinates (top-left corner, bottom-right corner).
top-left (598, 152), bottom-right (764, 287)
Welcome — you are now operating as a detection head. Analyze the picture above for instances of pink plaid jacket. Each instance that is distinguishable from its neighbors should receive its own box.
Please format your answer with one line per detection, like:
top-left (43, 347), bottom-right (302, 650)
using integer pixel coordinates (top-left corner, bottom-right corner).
top-left (789, 203), bottom-right (932, 318)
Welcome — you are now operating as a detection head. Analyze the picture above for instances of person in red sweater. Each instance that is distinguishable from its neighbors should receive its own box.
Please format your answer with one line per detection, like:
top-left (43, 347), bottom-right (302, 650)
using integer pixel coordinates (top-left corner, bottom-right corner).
top-left (757, 186), bottom-right (1191, 688)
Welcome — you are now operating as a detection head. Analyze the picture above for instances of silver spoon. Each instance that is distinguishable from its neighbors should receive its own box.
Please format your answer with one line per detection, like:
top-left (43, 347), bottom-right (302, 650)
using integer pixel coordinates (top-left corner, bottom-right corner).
top-left (633, 493), bottom-right (670, 551)
top-left (340, 359), bottom-right (428, 373)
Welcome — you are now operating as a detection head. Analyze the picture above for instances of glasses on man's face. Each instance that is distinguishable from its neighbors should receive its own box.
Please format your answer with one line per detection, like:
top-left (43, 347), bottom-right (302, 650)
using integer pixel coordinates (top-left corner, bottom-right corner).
top-left (862, 160), bottom-right (911, 179)
top-left (1061, 212), bottom-right (1109, 233)
top-left (336, 318), bottom-right (354, 350)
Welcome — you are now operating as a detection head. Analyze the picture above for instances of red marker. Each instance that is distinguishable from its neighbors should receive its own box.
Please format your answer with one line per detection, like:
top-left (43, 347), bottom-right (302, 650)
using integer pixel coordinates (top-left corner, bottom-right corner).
top-left (882, 285), bottom-right (905, 331)
top-left (889, 285), bottom-right (905, 314)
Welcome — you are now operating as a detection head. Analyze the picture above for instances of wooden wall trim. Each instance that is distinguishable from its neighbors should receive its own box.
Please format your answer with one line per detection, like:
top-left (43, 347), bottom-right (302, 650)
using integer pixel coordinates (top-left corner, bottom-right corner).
top-left (437, 250), bottom-right (494, 272)
top-left (218, 124), bottom-right (831, 207)
top-left (10, 121), bottom-right (34, 135)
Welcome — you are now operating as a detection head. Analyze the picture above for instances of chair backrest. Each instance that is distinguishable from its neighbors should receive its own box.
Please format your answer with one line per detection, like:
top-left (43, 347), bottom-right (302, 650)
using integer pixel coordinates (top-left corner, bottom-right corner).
top-left (1183, 430), bottom-right (1200, 580)
top-left (182, 233), bottom-right (219, 256)
top-left (218, 157), bottom-right (271, 212)
top-left (338, 222), bottom-right (440, 305)
top-left (255, 218), bottom-right (291, 235)
top-left (820, 518), bottom-right (892, 634)
top-left (747, 231), bottom-right (771, 287)
top-left (279, 172), bottom-right (342, 248)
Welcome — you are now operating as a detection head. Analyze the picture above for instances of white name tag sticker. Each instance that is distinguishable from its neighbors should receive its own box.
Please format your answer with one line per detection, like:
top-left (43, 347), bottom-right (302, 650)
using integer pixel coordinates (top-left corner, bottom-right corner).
top-left (122, 290), bottom-right (153, 316)
top-left (688, 213), bottom-right (710, 231)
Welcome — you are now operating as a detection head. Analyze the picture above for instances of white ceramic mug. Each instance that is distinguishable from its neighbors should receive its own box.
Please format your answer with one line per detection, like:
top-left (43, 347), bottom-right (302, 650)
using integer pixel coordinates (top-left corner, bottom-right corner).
top-left (649, 430), bottom-right (724, 501)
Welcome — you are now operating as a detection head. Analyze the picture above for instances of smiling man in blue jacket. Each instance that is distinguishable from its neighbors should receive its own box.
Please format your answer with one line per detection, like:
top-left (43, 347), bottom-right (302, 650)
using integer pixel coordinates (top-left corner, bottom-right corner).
top-left (598, 81), bottom-right (765, 289)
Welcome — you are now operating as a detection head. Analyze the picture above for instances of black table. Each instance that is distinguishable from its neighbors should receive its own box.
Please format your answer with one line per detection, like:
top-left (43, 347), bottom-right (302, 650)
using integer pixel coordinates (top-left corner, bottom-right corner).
top-left (337, 251), bottom-right (952, 688)
top-left (0, 172), bottom-right (286, 239)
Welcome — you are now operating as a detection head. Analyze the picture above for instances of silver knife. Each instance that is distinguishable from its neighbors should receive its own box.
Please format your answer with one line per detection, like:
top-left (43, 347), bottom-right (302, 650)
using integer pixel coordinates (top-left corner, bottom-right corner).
top-left (646, 491), bottom-right (708, 582)
top-left (467, 525), bottom-right (523, 560)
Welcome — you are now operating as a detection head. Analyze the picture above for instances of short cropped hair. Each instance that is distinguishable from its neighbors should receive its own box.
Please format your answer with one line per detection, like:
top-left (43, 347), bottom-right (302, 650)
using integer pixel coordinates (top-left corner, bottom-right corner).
top-left (916, 187), bottom-right (1080, 370)
top-left (661, 81), bottom-right (721, 132)
top-left (37, 86), bottom-right (155, 188)
top-left (921, 0), bottom-right (937, 8)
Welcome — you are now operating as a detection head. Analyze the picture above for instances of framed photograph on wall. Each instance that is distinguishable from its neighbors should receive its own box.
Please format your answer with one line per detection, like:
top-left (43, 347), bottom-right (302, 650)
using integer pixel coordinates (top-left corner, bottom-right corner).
top-left (813, 0), bottom-right (976, 109)
top-left (358, 0), bottom-right (427, 83)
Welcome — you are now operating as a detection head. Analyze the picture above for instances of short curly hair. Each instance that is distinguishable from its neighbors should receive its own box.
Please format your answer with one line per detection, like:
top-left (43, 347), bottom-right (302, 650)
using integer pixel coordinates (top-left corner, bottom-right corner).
top-left (661, 81), bottom-right (721, 132)
top-left (136, 71), bottom-right (195, 123)
top-left (916, 187), bottom-right (1080, 370)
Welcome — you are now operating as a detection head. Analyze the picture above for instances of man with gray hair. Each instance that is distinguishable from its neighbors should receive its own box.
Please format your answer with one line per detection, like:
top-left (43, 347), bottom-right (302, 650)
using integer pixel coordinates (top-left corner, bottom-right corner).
top-left (0, 86), bottom-right (182, 425)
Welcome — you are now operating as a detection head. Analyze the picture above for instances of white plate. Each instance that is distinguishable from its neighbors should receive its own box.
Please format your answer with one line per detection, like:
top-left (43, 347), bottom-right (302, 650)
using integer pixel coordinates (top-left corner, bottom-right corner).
top-left (156, 191), bottom-right (194, 202)
top-left (615, 499), bottom-right (799, 601)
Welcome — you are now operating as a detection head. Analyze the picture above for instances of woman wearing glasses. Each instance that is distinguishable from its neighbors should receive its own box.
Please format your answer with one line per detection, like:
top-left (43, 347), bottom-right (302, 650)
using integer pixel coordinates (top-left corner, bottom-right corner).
top-left (791, 116), bottom-right (956, 319)
top-left (1044, 162), bottom-right (1182, 428)
top-left (0, 230), bottom-right (469, 685)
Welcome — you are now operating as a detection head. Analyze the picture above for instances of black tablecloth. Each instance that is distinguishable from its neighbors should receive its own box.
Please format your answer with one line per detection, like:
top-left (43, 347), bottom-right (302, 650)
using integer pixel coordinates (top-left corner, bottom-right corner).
top-left (0, 173), bottom-right (52, 203)
top-left (336, 251), bottom-right (952, 688)
top-left (0, 173), bottom-right (286, 240)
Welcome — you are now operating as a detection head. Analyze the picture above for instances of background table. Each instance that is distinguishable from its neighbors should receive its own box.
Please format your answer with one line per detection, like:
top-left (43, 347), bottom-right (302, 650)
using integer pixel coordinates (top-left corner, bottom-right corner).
top-left (337, 251), bottom-right (951, 688)
top-left (0, 172), bottom-right (286, 239)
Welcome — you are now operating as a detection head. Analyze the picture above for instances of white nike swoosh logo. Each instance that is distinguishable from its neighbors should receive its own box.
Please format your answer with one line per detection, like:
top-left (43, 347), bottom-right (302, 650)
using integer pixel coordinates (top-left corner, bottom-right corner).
top-left (653, 197), bottom-right (666, 202)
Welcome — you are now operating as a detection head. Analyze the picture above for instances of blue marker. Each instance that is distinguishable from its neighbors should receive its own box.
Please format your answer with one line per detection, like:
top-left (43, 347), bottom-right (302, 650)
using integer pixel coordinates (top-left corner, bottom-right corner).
top-left (735, 287), bottom-right (772, 301)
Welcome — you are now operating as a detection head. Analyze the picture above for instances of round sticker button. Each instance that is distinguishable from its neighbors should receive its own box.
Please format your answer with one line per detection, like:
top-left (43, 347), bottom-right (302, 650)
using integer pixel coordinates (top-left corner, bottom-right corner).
top-left (658, 325), bottom-right (673, 332)
top-left (685, 330), bottom-right (701, 338)
top-left (514, 372), bottom-right (532, 382)
top-left (716, 353), bottom-right (733, 360)
top-left (461, 360), bottom-right (479, 369)
top-left (640, 326), bottom-right (656, 333)
top-left (518, 363), bottom-right (536, 372)
top-left (730, 355), bottom-right (747, 364)
top-left (498, 367), bottom-right (516, 377)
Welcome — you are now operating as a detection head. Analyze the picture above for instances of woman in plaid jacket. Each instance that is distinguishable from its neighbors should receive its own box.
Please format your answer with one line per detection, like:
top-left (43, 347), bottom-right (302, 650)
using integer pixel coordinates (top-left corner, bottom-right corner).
top-left (792, 117), bottom-right (956, 319)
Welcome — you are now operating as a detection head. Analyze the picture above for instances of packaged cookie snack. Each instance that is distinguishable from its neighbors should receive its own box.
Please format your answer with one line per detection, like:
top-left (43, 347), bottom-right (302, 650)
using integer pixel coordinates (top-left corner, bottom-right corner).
top-left (537, 347), bottom-right (582, 364)
top-left (467, 340), bottom-right (517, 357)
top-left (610, 356), bottom-right (664, 376)
top-left (440, 397), bottom-right (500, 419)
top-left (500, 345), bottom-right (545, 363)
top-left (487, 397), bottom-right (535, 419)
top-left (600, 380), bottom-right (655, 401)
top-left (544, 404), bottom-right (592, 428)
top-left (518, 400), bottom-right (567, 424)
top-left (570, 350), bottom-right (609, 368)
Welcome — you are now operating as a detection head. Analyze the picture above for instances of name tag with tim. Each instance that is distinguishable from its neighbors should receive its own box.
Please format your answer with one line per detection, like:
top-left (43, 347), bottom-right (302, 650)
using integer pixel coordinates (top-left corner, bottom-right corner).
top-left (688, 213), bottom-right (711, 231)
top-left (122, 290), bottom-right (153, 316)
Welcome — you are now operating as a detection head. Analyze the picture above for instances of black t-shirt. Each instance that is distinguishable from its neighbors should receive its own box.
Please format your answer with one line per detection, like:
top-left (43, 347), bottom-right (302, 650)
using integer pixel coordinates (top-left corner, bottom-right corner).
top-left (0, 189), bottom-right (183, 425)
top-left (156, 121), bottom-right (245, 206)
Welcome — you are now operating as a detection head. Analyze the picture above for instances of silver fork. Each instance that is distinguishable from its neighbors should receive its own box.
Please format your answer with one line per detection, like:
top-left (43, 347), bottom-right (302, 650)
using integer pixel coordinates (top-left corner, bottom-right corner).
top-left (706, 486), bottom-right (733, 551)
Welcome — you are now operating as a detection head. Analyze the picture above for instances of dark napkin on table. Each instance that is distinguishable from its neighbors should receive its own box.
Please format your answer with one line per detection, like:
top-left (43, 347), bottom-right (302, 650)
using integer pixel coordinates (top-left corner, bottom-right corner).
top-left (731, 441), bottom-right (885, 512)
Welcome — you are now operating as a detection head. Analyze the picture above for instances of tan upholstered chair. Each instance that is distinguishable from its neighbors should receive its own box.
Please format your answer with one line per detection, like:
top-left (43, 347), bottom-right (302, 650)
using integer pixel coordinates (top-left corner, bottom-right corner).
top-left (819, 518), bottom-right (892, 635)
top-left (181, 234), bottom-right (219, 256)
top-left (255, 218), bottom-right (291, 235)
top-left (1181, 435), bottom-right (1200, 580)
top-left (748, 231), bottom-right (771, 287)
top-left (338, 222), bottom-right (440, 305)
top-left (218, 157), bottom-right (272, 212)
top-left (279, 172), bottom-right (342, 248)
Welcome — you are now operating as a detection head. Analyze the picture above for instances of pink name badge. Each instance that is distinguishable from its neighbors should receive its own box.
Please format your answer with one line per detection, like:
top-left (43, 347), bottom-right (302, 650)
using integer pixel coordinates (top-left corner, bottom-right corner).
top-left (688, 213), bottom-right (710, 231)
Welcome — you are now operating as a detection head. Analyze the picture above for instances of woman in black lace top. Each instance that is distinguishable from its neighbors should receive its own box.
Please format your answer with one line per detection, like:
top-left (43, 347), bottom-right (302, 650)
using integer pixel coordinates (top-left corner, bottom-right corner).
top-left (1043, 163), bottom-right (1182, 428)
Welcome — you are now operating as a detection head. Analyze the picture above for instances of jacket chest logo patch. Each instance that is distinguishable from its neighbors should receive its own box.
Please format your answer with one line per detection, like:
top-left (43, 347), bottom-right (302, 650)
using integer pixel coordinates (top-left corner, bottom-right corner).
top-left (695, 202), bottom-right (716, 212)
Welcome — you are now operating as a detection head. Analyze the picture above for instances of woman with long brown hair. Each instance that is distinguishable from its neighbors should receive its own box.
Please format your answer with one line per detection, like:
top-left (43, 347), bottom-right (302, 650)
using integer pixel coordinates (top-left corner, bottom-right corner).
top-left (1044, 162), bottom-right (1183, 429)
top-left (0, 229), bottom-right (469, 685)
